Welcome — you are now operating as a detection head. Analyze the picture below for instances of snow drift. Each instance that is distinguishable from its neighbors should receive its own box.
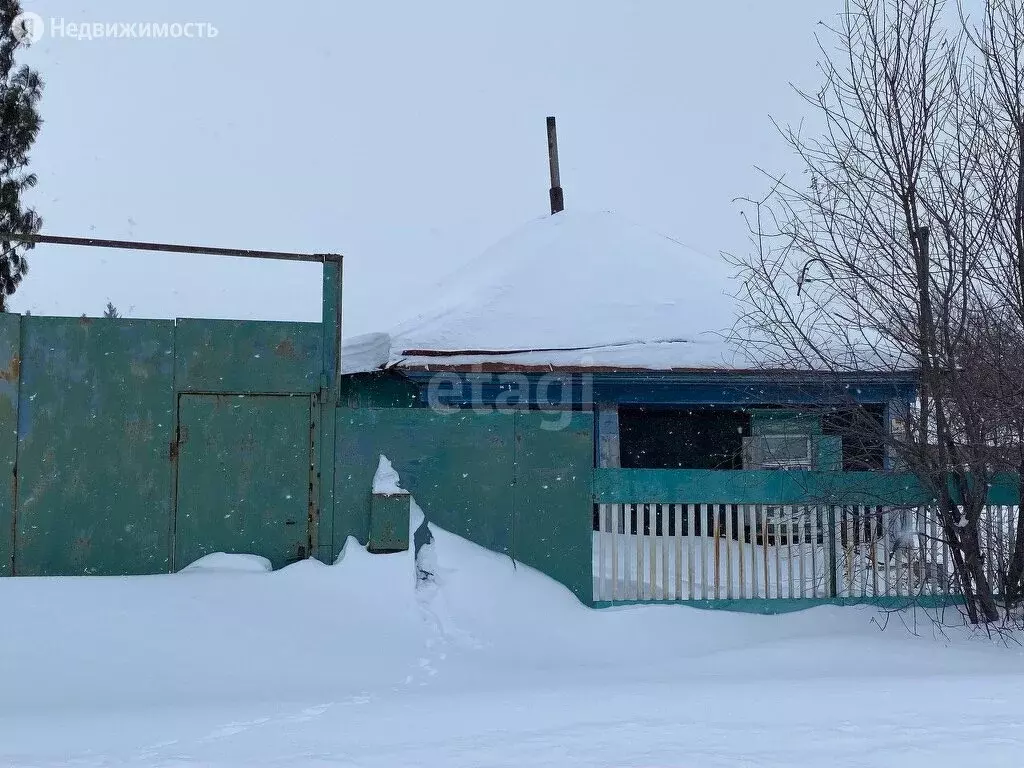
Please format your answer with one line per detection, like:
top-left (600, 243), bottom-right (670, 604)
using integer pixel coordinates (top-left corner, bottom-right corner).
top-left (2, 482), bottom-right (1022, 766)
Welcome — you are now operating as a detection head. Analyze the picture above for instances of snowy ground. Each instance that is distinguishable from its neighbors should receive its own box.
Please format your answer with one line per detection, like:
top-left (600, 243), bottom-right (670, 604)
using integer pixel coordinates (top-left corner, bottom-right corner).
top-left (3, 512), bottom-right (1024, 767)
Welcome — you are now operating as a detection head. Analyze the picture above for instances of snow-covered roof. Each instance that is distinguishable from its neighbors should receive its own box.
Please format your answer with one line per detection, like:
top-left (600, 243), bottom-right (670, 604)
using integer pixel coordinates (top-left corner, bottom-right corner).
top-left (343, 210), bottom-right (747, 373)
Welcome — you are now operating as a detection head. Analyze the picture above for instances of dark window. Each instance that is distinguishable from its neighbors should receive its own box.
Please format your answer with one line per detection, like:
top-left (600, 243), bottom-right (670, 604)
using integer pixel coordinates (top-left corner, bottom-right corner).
top-left (618, 407), bottom-right (751, 469)
top-left (822, 405), bottom-right (886, 471)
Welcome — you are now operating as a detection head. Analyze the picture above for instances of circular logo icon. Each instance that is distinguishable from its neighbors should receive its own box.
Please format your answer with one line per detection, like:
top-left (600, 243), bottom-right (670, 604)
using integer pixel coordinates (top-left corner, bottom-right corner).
top-left (11, 11), bottom-right (44, 44)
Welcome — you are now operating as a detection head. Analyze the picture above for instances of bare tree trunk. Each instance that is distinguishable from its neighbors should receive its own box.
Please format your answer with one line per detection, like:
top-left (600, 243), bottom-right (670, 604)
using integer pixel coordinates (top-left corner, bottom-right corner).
top-left (1002, 472), bottom-right (1024, 605)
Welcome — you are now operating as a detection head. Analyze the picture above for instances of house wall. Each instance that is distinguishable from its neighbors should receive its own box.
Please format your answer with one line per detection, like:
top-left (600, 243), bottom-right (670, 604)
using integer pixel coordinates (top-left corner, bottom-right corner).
top-left (331, 406), bottom-right (594, 601)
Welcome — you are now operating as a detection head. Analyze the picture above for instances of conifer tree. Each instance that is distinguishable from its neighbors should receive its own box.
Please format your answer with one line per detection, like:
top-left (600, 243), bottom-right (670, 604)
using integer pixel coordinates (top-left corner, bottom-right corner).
top-left (0, 0), bottom-right (42, 310)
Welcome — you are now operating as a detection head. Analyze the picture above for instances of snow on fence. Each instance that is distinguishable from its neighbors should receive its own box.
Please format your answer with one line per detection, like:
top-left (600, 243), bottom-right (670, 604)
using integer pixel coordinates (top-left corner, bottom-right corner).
top-left (592, 503), bottom-right (1019, 604)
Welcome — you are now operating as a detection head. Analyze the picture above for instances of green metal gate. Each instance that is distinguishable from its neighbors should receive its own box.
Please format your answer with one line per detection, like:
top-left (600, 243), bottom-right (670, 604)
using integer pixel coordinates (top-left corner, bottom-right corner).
top-left (173, 394), bottom-right (314, 570)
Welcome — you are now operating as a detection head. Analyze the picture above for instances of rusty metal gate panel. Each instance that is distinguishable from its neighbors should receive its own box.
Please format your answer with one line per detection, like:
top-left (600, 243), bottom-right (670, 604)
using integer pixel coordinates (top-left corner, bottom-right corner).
top-left (14, 316), bottom-right (176, 576)
top-left (174, 394), bottom-right (313, 570)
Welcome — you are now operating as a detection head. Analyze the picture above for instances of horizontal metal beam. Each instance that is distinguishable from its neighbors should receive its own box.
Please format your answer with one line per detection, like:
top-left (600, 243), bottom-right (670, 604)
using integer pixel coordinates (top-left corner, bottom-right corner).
top-left (0, 233), bottom-right (341, 264)
top-left (591, 467), bottom-right (1020, 505)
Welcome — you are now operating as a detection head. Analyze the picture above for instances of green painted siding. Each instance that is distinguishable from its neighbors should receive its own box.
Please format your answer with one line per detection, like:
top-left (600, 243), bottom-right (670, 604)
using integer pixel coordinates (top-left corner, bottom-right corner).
top-left (513, 411), bottom-right (594, 601)
top-left (15, 317), bottom-right (175, 575)
top-left (333, 407), bottom-right (595, 600)
top-left (815, 436), bottom-right (842, 472)
top-left (174, 394), bottom-right (313, 569)
top-left (0, 313), bottom-right (19, 576)
top-left (174, 319), bottom-right (320, 394)
top-left (338, 373), bottom-right (422, 409)
top-left (334, 407), bottom-right (516, 556)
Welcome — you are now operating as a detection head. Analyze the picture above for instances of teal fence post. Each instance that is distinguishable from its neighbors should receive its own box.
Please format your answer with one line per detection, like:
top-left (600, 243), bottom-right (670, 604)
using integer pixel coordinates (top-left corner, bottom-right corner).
top-left (320, 257), bottom-right (342, 398)
top-left (318, 256), bottom-right (342, 561)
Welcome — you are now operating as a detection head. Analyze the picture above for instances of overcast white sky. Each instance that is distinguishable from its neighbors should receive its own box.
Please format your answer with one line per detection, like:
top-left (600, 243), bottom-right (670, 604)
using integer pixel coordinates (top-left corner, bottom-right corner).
top-left (13, 1), bottom-right (835, 336)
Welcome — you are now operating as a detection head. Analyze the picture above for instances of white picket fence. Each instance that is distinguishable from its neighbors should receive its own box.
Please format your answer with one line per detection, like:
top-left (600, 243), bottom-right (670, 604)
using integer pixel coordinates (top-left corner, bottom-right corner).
top-left (591, 503), bottom-right (1019, 603)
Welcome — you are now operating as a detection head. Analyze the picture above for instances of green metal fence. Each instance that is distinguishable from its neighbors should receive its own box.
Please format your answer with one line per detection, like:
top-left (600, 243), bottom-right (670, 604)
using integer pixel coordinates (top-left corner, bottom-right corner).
top-left (0, 315), bottom-right (324, 576)
top-left (14, 316), bottom-right (176, 575)
top-left (0, 313), bottom-right (20, 577)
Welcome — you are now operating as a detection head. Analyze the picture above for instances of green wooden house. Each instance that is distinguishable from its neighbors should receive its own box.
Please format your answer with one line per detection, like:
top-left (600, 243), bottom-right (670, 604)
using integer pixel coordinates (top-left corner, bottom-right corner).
top-left (337, 211), bottom-right (923, 609)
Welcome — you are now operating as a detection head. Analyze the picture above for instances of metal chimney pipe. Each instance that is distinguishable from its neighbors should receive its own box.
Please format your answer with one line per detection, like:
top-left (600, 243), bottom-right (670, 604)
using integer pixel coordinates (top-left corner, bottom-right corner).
top-left (547, 116), bottom-right (564, 214)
